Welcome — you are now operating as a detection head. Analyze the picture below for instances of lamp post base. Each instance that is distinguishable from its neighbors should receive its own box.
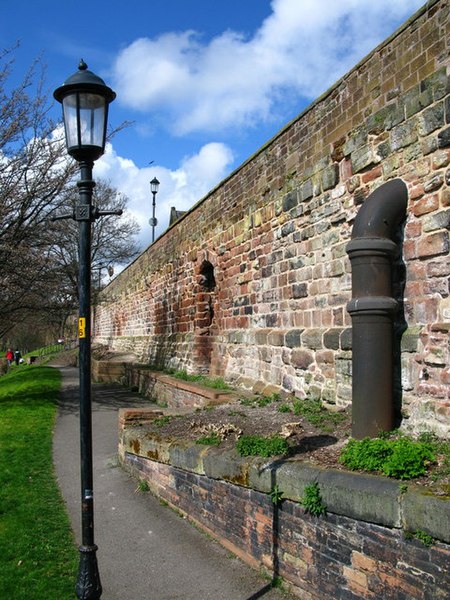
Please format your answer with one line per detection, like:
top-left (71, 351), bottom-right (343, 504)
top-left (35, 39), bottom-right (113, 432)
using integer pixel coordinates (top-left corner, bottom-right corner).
top-left (75, 545), bottom-right (102, 600)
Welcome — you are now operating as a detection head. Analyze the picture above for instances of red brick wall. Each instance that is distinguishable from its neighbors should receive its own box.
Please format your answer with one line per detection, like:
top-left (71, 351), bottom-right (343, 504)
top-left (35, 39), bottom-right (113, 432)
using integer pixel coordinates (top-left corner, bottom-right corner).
top-left (95, 0), bottom-right (450, 436)
top-left (124, 452), bottom-right (450, 600)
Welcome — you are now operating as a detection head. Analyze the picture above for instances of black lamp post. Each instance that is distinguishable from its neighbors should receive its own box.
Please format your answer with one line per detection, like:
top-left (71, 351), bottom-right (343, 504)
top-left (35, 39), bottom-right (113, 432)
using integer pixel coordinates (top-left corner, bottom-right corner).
top-left (54, 60), bottom-right (117, 600)
top-left (149, 177), bottom-right (160, 242)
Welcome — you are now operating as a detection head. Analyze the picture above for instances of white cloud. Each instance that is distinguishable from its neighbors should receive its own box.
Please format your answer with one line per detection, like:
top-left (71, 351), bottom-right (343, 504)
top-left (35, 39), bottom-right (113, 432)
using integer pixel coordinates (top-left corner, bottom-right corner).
top-left (112, 0), bottom-right (423, 135)
top-left (95, 141), bottom-right (234, 250)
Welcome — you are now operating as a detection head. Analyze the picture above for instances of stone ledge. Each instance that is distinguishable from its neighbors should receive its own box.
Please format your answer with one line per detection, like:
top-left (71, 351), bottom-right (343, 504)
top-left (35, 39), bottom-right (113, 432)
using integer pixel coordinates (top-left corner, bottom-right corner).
top-left (152, 372), bottom-right (236, 402)
top-left (119, 424), bottom-right (450, 544)
top-left (93, 356), bottom-right (240, 409)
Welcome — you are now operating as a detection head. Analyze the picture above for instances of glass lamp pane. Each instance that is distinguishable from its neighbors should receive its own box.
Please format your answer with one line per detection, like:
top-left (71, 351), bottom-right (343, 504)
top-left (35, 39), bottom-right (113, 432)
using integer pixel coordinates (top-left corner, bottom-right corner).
top-left (62, 92), bottom-right (107, 150)
top-left (62, 94), bottom-right (80, 149)
top-left (78, 93), bottom-right (106, 147)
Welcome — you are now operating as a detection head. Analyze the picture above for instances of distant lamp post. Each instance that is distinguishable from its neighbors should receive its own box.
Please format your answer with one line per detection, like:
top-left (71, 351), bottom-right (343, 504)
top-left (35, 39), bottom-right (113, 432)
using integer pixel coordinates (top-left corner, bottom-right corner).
top-left (54, 60), bottom-right (118, 600)
top-left (149, 176), bottom-right (160, 242)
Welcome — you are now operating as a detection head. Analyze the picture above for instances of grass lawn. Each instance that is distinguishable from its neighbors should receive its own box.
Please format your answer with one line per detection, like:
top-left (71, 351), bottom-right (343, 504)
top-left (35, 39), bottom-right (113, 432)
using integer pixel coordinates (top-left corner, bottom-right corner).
top-left (0, 365), bottom-right (78, 599)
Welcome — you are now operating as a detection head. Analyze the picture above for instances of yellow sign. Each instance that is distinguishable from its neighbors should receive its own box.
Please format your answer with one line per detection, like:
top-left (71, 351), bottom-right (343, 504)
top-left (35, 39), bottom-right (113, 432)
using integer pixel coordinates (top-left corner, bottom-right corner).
top-left (78, 318), bottom-right (86, 339)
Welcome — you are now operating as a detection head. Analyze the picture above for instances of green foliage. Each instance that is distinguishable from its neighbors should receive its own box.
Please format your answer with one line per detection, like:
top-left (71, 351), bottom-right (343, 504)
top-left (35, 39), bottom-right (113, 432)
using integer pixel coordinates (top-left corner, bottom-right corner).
top-left (339, 436), bottom-right (436, 480)
top-left (413, 530), bottom-right (434, 547)
top-left (168, 369), bottom-right (232, 390)
top-left (196, 433), bottom-right (221, 446)
top-left (236, 435), bottom-right (289, 458)
top-left (239, 393), bottom-right (281, 408)
top-left (0, 366), bottom-right (78, 599)
top-left (277, 403), bottom-right (292, 413)
top-left (135, 479), bottom-right (150, 493)
top-left (257, 395), bottom-right (273, 407)
top-left (300, 482), bottom-right (327, 516)
top-left (153, 415), bottom-right (172, 427)
top-left (292, 397), bottom-right (346, 430)
top-left (404, 530), bottom-right (434, 548)
top-left (418, 432), bottom-right (450, 481)
top-left (269, 484), bottom-right (284, 505)
top-left (239, 397), bottom-right (257, 407)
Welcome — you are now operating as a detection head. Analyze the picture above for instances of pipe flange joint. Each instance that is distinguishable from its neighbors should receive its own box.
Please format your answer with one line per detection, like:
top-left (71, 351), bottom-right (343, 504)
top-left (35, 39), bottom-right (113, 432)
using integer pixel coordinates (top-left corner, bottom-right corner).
top-left (347, 296), bottom-right (398, 315)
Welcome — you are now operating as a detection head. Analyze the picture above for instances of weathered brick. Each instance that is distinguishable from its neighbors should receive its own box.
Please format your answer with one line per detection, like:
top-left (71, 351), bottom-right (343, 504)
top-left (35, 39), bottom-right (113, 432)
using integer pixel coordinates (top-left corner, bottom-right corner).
top-left (291, 349), bottom-right (315, 369)
top-left (282, 189), bottom-right (299, 212)
top-left (284, 329), bottom-right (303, 348)
top-left (423, 209), bottom-right (450, 232)
top-left (421, 66), bottom-right (448, 101)
top-left (418, 102), bottom-right (445, 136)
top-left (351, 144), bottom-right (380, 173)
top-left (411, 193), bottom-right (439, 216)
top-left (292, 283), bottom-right (308, 299)
top-left (391, 120), bottom-right (418, 151)
top-left (323, 329), bottom-right (341, 350)
top-left (417, 231), bottom-right (449, 257)
top-left (300, 179), bottom-right (314, 201)
top-left (438, 126), bottom-right (450, 148)
top-left (321, 163), bottom-right (339, 191)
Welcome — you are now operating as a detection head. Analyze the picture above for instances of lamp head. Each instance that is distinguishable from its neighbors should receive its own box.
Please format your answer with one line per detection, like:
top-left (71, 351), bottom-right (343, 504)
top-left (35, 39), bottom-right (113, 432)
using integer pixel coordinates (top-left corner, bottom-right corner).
top-left (54, 60), bottom-right (116, 162)
top-left (150, 177), bottom-right (160, 194)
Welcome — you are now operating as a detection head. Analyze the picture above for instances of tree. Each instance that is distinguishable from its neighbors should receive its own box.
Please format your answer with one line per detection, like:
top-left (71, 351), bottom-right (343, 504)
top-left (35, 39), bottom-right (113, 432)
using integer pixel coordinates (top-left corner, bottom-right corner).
top-left (50, 180), bottom-right (140, 303)
top-left (0, 48), bottom-right (77, 338)
top-left (0, 48), bottom-right (138, 345)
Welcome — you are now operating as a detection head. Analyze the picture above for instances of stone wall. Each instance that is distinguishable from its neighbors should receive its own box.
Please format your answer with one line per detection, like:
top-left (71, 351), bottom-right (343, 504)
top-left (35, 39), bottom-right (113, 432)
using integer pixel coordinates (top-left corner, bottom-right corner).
top-left (95, 0), bottom-right (450, 436)
top-left (119, 422), bottom-right (450, 600)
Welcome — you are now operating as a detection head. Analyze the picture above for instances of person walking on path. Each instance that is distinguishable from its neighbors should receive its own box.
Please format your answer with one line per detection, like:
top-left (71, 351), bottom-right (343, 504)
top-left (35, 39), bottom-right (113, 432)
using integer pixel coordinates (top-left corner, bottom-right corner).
top-left (5, 348), bottom-right (13, 367)
top-left (52, 364), bottom-right (295, 600)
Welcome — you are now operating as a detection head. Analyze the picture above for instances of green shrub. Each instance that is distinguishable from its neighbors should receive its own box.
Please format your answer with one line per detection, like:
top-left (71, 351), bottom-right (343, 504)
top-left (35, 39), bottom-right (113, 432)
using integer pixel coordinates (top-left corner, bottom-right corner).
top-left (340, 436), bottom-right (436, 480)
top-left (236, 435), bottom-right (289, 458)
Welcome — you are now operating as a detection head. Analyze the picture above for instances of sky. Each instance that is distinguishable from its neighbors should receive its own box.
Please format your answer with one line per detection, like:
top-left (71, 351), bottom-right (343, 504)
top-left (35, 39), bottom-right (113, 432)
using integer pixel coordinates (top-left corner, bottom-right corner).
top-left (2, 0), bottom-right (424, 254)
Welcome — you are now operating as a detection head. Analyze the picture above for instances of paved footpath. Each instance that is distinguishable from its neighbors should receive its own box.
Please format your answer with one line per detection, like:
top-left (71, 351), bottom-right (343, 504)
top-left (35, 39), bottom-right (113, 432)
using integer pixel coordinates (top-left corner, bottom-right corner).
top-left (53, 365), bottom-right (296, 600)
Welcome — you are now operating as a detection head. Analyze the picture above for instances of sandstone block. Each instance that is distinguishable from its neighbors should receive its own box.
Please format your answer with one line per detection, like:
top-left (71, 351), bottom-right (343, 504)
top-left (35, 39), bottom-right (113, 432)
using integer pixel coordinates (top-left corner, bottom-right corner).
top-left (418, 102), bottom-right (445, 136)
top-left (417, 231), bottom-right (449, 257)
top-left (291, 349), bottom-right (314, 370)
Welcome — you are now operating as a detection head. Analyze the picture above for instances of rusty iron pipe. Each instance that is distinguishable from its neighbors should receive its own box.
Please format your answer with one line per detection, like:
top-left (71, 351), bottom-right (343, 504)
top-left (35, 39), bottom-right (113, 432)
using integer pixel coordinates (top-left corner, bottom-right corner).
top-left (346, 179), bottom-right (408, 439)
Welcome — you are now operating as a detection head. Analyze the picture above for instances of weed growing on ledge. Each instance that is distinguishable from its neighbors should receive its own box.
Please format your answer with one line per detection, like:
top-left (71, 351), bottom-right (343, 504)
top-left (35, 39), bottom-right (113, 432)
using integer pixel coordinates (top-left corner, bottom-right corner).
top-left (154, 415), bottom-right (172, 427)
top-left (292, 397), bottom-right (346, 431)
top-left (167, 369), bottom-right (232, 391)
top-left (135, 479), bottom-right (150, 493)
top-left (404, 529), bottom-right (434, 548)
top-left (236, 434), bottom-right (289, 458)
top-left (339, 435), bottom-right (437, 480)
top-left (270, 484), bottom-right (284, 505)
top-left (196, 433), bottom-right (221, 446)
top-left (300, 482), bottom-right (327, 516)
